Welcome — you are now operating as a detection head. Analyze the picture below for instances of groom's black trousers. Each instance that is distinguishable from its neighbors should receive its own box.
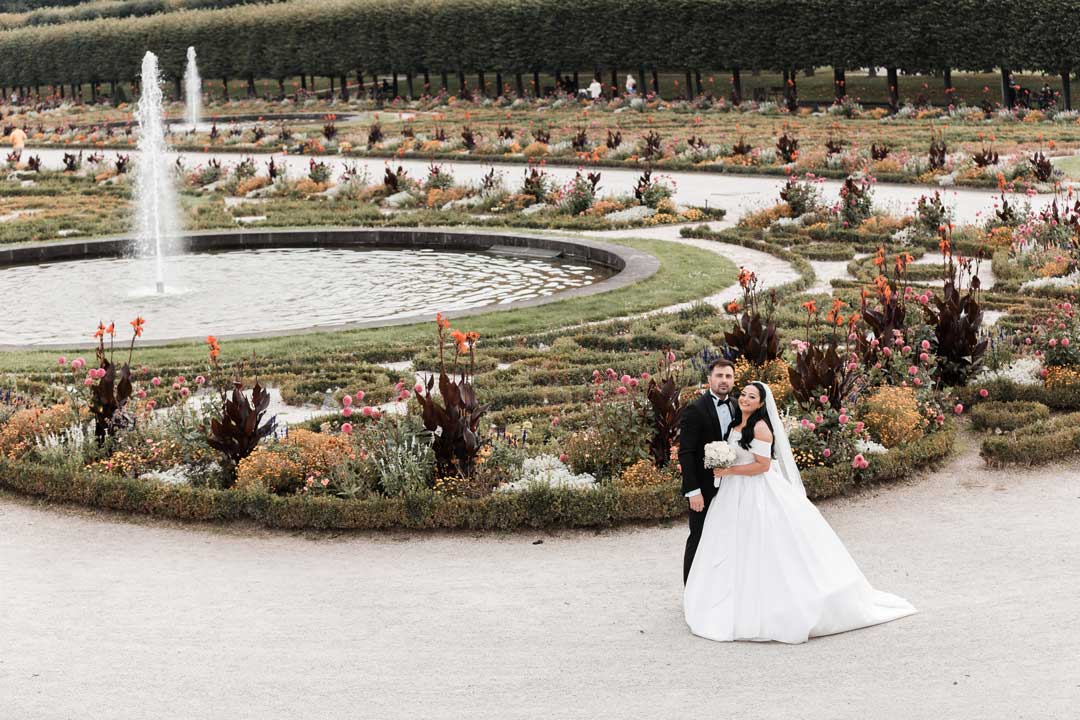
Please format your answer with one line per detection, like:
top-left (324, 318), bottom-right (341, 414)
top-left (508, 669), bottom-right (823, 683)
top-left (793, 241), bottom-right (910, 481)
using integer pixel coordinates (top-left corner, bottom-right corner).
top-left (684, 498), bottom-right (711, 584)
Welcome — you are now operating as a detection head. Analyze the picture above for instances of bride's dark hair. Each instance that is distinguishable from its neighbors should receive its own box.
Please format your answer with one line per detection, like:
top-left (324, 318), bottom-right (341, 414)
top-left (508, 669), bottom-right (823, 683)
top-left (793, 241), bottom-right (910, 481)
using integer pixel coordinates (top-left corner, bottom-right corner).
top-left (731, 381), bottom-right (774, 457)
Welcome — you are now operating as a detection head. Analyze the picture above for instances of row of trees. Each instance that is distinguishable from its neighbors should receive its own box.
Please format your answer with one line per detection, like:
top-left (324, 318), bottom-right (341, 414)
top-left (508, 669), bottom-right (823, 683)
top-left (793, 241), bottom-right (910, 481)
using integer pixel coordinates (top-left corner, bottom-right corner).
top-left (0, 0), bottom-right (286, 31)
top-left (0, 0), bottom-right (1078, 106)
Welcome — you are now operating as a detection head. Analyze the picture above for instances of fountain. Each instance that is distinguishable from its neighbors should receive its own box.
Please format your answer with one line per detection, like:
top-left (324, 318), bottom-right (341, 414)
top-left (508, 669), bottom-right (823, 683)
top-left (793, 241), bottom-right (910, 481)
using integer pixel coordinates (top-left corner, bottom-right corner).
top-left (134, 51), bottom-right (181, 294)
top-left (183, 46), bottom-right (201, 129)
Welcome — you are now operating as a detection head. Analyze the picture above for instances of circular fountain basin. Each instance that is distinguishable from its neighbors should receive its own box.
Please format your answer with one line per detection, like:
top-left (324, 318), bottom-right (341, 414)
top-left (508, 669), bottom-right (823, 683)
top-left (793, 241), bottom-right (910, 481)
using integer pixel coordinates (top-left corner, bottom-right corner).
top-left (0, 229), bottom-right (656, 348)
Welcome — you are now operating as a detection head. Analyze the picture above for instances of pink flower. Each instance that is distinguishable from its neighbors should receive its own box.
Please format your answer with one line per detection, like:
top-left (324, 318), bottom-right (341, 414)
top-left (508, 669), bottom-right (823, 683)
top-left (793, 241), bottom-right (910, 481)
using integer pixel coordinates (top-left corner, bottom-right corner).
top-left (1025, 337), bottom-right (1032, 345)
top-left (559, 453), bottom-right (569, 463)
top-left (341, 422), bottom-right (353, 435)
top-left (819, 395), bottom-right (828, 405)
top-left (57, 356), bottom-right (66, 365)
top-left (920, 352), bottom-right (929, 362)
top-left (605, 368), bottom-right (617, 379)
top-left (620, 374), bottom-right (632, 385)
top-left (851, 454), bottom-right (867, 469)
top-left (195, 375), bottom-right (205, 385)
top-left (1050, 338), bottom-right (1058, 347)
top-left (617, 386), bottom-right (628, 395)
top-left (1064, 338), bottom-right (1071, 347)
top-left (847, 362), bottom-right (858, 371)
top-left (838, 414), bottom-right (848, 424)
top-left (176, 375), bottom-right (186, 385)
top-left (151, 376), bottom-right (162, 386)
top-left (551, 416), bottom-right (561, 426)
top-left (362, 406), bottom-right (373, 417)
top-left (180, 387), bottom-right (190, 398)
top-left (954, 403), bottom-right (964, 414)
top-left (72, 358), bottom-right (85, 370)
top-left (146, 399), bottom-right (157, 409)
top-left (908, 366), bottom-right (918, 376)
top-left (800, 418), bottom-right (810, 428)
top-left (342, 395), bottom-right (352, 407)
top-left (592, 369), bottom-right (601, 378)
top-left (414, 382), bottom-right (424, 394)
top-left (371, 409), bottom-right (382, 419)
top-left (919, 294), bottom-right (930, 305)
top-left (902, 345), bottom-right (911, 354)
top-left (979, 388), bottom-right (989, 398)
top-left (936, 414), bottom-right (945, 423)
top-left (354, 390), bottom-right (365, 401)
top-left (666, 351), bottom-right (676, 363)
top-left (808, 422), bottom-right (817, 431)
top-left (882, 347), bottom-right (892, 357)
top-left (137, 390), bottom-right (147, 399)
top-left (172, 382), bottom-right (181, 391)
top-left (913, 377), bottom-right (922, 386)
top-left (399, 390), bottom-right (410, 401)
top-left (628, 378), bottom-right (639, 388)
top-left (83, 378), bottom-right (94, 386)
top-left (641, 372), bottom-right (651, 380)
top-left (921, 339), bottom-right (930, 350)
top-left (815, 415), bottom-right (823, 424)
top-left (823, 448), bottom-right (832, 458)
top-left (342, 406), bottom-right (353, 417)
top-left (854, 421), bottom-right (865, 433)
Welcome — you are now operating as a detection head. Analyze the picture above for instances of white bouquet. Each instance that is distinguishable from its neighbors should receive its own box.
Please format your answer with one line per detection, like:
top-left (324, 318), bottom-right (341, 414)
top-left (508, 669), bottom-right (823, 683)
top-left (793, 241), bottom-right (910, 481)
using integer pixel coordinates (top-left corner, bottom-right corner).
top-left (703, 441), bottom-right (737, 469)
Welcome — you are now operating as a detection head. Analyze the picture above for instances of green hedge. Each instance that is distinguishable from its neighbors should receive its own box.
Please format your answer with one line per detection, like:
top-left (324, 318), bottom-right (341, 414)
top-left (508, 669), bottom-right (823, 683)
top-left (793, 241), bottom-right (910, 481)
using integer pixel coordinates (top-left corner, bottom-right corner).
top-left (980, 412), bottom-right (1080, 467)
top-left (957, 378), bottom-right (1080, 411)
top-left (0, 0), bottom-right (287, 31)
top-left (0, 0), bottom-right (1077, 88)
top-left (970, 400), bottom-right (1050, 432)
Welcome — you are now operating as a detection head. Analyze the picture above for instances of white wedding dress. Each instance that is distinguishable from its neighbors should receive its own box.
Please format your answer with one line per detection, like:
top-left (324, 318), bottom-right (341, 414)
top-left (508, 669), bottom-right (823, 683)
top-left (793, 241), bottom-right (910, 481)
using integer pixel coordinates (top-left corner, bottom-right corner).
top-left (684, 392), bottom-right (917, 644)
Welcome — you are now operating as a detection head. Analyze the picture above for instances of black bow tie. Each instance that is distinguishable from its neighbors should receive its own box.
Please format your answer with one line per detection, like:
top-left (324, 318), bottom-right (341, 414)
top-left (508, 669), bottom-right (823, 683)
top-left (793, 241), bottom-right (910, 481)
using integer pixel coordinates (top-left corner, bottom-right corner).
top-left (716, 397), bottom-right (729, 407)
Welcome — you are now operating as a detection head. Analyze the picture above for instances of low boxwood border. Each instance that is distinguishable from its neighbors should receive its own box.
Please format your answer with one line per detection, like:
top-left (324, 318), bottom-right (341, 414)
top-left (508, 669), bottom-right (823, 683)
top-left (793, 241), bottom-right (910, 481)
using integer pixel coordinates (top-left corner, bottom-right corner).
top-left (979, 412), bottom-right (1080, 467)
top-left (970, 400), bottom-right (1050, 432)
top-left (0, 424), bottom-right (955, 530)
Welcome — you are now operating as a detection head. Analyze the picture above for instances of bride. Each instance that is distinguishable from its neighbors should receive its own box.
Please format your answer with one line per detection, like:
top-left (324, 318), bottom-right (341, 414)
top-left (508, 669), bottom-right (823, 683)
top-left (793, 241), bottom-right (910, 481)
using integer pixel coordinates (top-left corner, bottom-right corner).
top-left (683, 381), bottom-right (917, 644)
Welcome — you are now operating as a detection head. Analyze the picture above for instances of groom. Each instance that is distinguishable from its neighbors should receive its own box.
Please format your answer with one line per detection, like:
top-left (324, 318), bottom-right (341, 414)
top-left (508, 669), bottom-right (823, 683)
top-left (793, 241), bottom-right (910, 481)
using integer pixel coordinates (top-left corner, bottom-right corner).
top-left (679, 358), bottom-right (736, 583)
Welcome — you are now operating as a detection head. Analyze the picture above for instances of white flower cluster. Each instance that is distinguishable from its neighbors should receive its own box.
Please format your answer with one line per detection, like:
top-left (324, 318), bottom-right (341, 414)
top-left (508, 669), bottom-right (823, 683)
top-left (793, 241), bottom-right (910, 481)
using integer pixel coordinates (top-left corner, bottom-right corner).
top-left (497, 454), bottom-right (596, 492)
top-left (855, 438), bottom-right (888, 455)
top-left (976, 357), bottom-right (1043, 386)
top-left (703, 440), bottom-right (737, 469)
top-left (1020, 270), bottom-right (1080, 292)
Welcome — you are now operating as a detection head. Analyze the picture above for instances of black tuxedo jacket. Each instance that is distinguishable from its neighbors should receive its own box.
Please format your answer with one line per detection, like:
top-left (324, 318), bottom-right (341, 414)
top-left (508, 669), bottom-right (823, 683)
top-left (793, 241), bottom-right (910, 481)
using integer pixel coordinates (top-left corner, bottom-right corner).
top-left (678, 392), bottom-right (735, 500)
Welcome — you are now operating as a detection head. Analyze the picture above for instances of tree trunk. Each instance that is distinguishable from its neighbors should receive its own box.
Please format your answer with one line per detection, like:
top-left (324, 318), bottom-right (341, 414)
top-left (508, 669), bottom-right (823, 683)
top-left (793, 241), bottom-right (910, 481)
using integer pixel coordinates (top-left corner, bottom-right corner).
top-left (340, 74), bottom-right (349, 101)
top-left (532, 71), bottom-right (540, 97)
top-left (301, 74), bottom-right (307, 90)
top-left (684, 69), bottom-right (692, 99)
top-left (886, 66), bottom-right (899, 112)
top-left (611, 68), bottom-right (619, 98)
top-left (652, 69), bottom-right (660, 95)
top-left (329, 76), bottom-right (335, 98)
top-left (405, 72), bottom-right (414, 99)
top-left (247, 74), bottom-right (256, 98)
top-left (441, 71), bottom-right (450, 92)
top-left (356, 70), bottom-right (364, 97)
top-left (515, 73), bottom-right (524, 96)
top-left (495, 72), bottom-right (503, 97)
top-left (943, 68), bottom-right (953, 90)
top-left (423, 70), bottom-right (430, 94)
top-left (833, 67), bottom-right (845, 100)
top-left (731, 67), bottom-right (741, 104)
top-left (1063, 70), bottom-right (1072, 111)
top-left (457, 70), bottom-right (467, 98)
top-left (1001, 66), bottom-right (1013, 107)
top-left (695, 69), bottom-right (703, 97)
top-left (478, 71), bottom-right (485, 97)
top-left (786, 68), bottom-right (798, 111)
top-left (222, 77), bottom-right (229, 101)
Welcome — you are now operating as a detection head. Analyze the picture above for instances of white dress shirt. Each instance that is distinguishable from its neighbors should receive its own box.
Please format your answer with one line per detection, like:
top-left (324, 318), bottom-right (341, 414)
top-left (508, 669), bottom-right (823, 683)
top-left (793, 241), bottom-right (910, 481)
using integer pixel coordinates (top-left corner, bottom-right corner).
top-left (685, 391), bottom-right (732, 498)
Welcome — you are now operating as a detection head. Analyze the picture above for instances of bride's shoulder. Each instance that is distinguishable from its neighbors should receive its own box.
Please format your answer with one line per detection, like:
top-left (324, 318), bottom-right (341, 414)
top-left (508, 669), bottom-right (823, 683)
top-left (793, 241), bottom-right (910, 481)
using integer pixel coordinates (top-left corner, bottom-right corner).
top-left (753, 420), bottom-right (773, 442)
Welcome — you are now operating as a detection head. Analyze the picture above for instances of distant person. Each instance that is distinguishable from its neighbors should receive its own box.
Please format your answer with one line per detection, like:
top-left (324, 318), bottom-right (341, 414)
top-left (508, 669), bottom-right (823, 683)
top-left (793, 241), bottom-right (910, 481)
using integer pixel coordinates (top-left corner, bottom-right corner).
top-left (588, 78), bottom-right (603, 100)
top-left (9, 125), bottom-right (26, 152)
top-left (625, 74), bottom-right (637, 95)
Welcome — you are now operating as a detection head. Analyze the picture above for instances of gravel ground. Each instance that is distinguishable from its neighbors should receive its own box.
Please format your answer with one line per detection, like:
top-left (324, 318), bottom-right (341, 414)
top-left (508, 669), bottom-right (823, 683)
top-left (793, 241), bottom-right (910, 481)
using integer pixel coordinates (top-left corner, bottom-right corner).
top-left (1, 436), bottom-right (1078, 719)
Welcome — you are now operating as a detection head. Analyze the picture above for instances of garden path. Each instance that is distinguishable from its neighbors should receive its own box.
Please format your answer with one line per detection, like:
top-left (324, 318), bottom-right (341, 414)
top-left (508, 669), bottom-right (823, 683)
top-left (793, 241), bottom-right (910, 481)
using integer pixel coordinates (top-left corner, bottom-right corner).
top-left (1, 437), bottom-right (1077, 718)
top-left (24, 148), bottom-right (1062, 225)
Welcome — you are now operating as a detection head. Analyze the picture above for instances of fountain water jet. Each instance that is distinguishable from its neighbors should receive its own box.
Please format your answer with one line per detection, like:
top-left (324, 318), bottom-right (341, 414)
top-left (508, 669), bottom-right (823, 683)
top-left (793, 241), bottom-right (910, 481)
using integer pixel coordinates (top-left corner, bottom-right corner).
top-left (134, 51), bottom-right (181, 294)
top-left (183, 46), bottom-right (201, 129)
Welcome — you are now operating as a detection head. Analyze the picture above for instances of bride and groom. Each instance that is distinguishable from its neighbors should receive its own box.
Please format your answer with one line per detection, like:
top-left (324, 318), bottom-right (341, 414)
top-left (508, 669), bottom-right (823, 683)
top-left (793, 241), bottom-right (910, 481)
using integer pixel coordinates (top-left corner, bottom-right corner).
top-left (679, 358), bottom-right (917, 644)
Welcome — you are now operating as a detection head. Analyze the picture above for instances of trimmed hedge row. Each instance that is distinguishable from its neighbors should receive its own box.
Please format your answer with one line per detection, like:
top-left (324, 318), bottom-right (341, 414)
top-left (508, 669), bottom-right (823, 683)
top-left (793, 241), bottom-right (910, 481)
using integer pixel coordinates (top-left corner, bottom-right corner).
top-left (1, 0), bottom-right (1078, 88)
top-left (970, 400), bottom-right (1050, 432)
top-left (0, 423), bottom-right (956, 530)
top-left (979, 412), bottom-right (1080, 467)
top-left (0, 0), bottom-right (285, 31)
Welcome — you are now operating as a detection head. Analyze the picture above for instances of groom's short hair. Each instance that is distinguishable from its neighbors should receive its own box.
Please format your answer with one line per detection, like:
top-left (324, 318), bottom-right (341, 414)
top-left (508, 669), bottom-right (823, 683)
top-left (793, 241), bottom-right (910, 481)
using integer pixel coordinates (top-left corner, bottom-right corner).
top-left (707, 358), bottom-right (735, 374)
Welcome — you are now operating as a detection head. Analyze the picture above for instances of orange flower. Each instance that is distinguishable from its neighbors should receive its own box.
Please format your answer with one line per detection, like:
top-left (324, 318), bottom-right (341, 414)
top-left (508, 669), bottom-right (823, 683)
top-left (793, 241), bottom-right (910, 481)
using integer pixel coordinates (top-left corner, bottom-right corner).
top-left (873, 246), bottom-right (886, 266)
top-left (725, 300), bottom-right (741, 314)
top-left (93, 321), bottom-right (105, 339)
top-left (130, 316), bottom-right (145, 337)
top-left (206, 335), bottom-right (221, 360)
top-left (450, 329), bottom-right (467, 352)
top-left (435, 312), bottom-right (451, 331)
top-left (802, 300), bottom-right (817, 315)
top-left (106, 322), bottom-right (115, 337)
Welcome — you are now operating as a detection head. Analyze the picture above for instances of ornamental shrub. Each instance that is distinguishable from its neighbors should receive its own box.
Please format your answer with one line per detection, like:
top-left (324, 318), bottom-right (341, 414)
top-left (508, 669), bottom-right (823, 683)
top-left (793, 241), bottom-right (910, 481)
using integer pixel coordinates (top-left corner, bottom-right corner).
top-left (861, 386), bottom-right (924, 448)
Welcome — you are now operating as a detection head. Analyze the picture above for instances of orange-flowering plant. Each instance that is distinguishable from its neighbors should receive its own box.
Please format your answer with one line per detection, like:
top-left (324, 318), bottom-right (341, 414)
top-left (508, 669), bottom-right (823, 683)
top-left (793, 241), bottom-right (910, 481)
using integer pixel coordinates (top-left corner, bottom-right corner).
top-left (84, 316), bottom-right (145, 444)
top-left (722, 267), bottom-right (782, 366)
top-left (413, 313), bottom-right (487, 478)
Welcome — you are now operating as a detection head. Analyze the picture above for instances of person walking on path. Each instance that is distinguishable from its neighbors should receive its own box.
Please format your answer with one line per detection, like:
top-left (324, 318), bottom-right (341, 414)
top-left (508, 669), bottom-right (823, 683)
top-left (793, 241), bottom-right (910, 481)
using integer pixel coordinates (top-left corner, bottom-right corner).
top-left (9, 125), bottom-right (26, 153)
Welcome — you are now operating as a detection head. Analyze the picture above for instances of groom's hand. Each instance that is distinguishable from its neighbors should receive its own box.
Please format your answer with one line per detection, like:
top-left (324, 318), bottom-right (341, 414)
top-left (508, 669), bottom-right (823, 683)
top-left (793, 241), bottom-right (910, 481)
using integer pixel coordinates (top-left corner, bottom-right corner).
top-left (688, 494), bottom-right (704, 512)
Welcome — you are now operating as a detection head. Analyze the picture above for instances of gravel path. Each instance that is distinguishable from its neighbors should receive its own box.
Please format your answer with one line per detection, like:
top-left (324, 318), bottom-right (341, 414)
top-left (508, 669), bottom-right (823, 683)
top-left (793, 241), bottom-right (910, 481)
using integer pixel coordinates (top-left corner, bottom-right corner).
top-left (2, 436), bottom-right (1077, 719)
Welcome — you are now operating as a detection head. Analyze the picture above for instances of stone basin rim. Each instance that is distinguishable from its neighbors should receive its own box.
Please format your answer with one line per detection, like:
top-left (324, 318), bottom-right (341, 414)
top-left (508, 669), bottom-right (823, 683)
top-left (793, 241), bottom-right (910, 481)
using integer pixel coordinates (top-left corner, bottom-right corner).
top-left (0, 227), bottom-right (659, 350)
